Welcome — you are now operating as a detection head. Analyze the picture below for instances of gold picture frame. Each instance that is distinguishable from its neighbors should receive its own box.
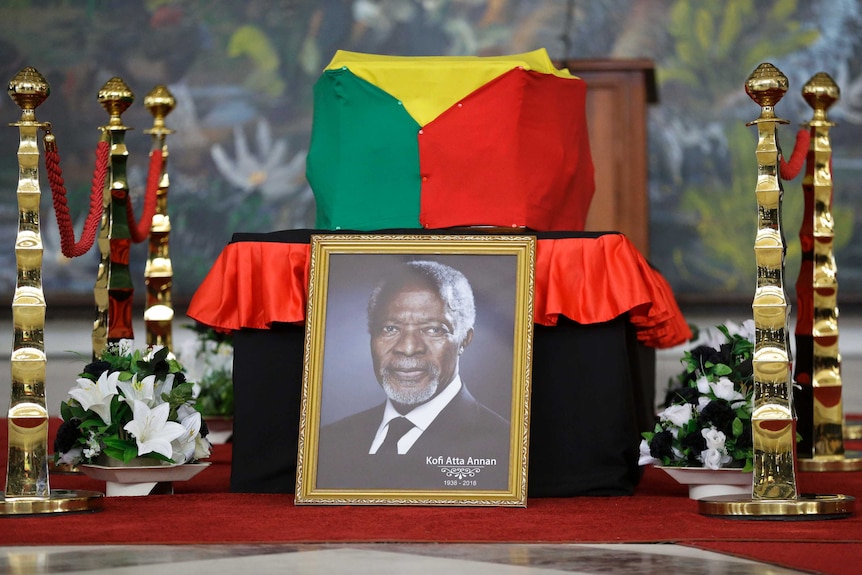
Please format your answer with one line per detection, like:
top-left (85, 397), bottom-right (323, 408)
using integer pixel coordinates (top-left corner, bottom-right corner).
top-left (295, 234), bottom-right (535, 506)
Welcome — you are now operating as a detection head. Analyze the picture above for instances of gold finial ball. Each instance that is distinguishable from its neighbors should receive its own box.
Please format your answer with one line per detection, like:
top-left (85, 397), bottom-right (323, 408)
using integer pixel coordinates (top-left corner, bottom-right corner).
top-left (802, 72), bottom-right (840, 112)
top-left (7, 66), bottom-right (50, 111)
top-left (98, 77), bottom-right (135, 117)
top-left (144, 85), bottom-right (176, 119)
top-left (745, 62), bottom-right (789, 108)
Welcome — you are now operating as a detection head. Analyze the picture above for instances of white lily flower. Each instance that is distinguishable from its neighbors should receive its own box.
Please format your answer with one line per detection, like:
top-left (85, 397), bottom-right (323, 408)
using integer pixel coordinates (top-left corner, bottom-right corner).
top-left (194, 434), bottom-right (212, 461)
top-left (117, 373), bottom-right (156, 407)
top-left (176, 404), bottom-right (213, 461)
top-left (152, 373), bottom-right (176, 406)
top-left (171, 409), bottom-right (203, 464)
top-left (177, 403), bottom-right (197, 421)
top-left (69, 371), bottom-right (122, 425)
top-left (123, 400), bottom-right (186, 460)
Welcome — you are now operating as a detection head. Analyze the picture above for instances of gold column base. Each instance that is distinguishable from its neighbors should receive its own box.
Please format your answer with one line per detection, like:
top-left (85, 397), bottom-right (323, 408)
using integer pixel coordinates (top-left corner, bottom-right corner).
top-left (846, 422), bottom-right (862, 441)
top-left (0, 490), bottom-right (103, 516)
top-left (698, 493), bottom-right (855, 520)
top-left (798, 451), bottom-right (862, 472)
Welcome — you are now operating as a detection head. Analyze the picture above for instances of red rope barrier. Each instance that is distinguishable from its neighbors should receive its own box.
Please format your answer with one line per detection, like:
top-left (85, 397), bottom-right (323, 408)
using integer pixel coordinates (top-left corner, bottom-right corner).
top-left (126, 149), bottom-right (164, 243)
top-left (780, 128), bottom-right (810, 181)
top-left (45, 135), bottom-right (108, 258)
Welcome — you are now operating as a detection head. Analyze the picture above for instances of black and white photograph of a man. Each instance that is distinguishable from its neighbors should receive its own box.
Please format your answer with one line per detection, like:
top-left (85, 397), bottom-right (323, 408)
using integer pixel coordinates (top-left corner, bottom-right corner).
top-left (314, 254), bottom-right (517, 491)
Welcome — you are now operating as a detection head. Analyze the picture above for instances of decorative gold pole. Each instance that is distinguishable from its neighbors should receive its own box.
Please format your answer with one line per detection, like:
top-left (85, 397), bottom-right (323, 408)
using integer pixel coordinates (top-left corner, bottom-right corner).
top-left (1, 67), bottom-right (101, 515)
top-left (699, 63), bottom-right (853, 519)
top-left (795, 72), bottom-right (862, 471)
top-left (93, 78), bottom-right (135, 359)
top-left (142, 86), bottom-right (175, 350)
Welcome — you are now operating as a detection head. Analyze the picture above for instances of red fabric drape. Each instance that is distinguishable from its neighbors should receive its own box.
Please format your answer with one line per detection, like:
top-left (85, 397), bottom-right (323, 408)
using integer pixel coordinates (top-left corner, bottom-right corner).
top-left (418, 69), bottom-right (594, 231)
top-left (187, 241), bottom-right (311, 332)
top-left (187, 234), bottom-right (691, 349)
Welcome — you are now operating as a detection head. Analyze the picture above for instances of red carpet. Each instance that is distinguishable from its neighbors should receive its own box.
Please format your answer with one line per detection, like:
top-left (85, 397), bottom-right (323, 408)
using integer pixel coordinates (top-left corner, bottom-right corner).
top-left (1, 420), bottom-right (861, 575)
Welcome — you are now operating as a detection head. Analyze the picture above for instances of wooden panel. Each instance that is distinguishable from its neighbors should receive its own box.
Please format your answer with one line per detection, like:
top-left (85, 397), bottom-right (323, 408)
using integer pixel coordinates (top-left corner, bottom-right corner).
top-left (561, 59), bottom-right (656, 257)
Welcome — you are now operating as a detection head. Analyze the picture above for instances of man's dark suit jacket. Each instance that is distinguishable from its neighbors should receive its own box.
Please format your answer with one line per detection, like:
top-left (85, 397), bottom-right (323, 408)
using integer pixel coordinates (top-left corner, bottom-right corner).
top-left (316, 384), bottom-right (511, 490)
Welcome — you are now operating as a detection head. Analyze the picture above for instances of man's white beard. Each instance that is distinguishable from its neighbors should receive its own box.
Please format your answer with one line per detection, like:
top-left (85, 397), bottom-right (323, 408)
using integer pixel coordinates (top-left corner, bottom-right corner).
top-left (379, 366), bottom-right (441, 406)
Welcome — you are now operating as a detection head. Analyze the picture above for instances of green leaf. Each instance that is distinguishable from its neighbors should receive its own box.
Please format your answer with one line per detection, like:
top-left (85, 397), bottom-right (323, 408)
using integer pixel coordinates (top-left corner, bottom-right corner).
top-left (123, 444), bottom-right (139, 462)
top-left (145, 451), bottom-right (174, 463)
top-left (732, 417), bottom-right (744, 437)
top-left (60, 401), bottom-right (73, 422)
top-left (102, 446), bottom-right (127, 461)
top-left (102, 436), bottom-right (133, 450)
top-left (713, 363), bottom-right (733, 376)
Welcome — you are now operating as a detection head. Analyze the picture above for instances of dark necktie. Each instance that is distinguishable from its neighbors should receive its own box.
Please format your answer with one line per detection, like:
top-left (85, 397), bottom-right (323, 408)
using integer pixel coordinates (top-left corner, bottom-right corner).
top-left (378, 416), bottom-right (414, 455)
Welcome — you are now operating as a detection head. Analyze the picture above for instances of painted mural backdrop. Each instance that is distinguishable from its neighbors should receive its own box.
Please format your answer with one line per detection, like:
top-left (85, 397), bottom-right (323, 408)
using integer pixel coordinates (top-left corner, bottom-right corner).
top-left (0, 0), bottom-right (861, 305)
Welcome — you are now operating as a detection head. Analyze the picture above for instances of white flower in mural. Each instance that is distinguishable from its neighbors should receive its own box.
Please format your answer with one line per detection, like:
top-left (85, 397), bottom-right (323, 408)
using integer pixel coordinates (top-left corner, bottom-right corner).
top-left (68, 371), bottom-right (121, 425)
top-left (210, 119), bottom-right (307, 201)
top-left (123, 400), bottom-right (186, 460)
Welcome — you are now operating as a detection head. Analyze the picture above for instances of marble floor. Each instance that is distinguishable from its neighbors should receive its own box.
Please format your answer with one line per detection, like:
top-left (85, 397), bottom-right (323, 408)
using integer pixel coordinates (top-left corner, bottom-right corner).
top-left (0, 543), bottom-right (809, 574)
top-left (1, 308), bottom-right (859, 574)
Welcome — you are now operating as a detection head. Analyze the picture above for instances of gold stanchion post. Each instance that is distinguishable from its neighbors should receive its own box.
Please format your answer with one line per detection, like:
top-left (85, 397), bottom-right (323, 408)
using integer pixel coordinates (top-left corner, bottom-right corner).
top-left (1, 67), bottom-right (101, 515)
top-left (142, 86), bottom-right (175, 350)
top-left (93, 78), bottom-right (136, 358)
top-left (699, 63), bottom-right (853, 519)
top-left (794, 72), bottom-right (862, 471)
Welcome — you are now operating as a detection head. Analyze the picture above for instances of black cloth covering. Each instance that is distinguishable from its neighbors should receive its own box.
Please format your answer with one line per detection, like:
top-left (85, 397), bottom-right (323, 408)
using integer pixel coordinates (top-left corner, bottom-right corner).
top-left (230, 314), bottom-right (652, 497)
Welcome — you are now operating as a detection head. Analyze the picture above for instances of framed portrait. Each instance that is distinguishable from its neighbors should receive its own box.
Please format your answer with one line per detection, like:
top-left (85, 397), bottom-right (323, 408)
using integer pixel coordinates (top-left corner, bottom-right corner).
top-left (295, 234), bottom-right (535, 506)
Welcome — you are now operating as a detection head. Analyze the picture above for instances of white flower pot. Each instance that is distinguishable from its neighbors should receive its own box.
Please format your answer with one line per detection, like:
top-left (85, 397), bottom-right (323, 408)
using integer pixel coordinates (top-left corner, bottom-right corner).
top-left (80, 462), bottom-right (210, 496)
top-left (657, 466), bottom-right (753, 500)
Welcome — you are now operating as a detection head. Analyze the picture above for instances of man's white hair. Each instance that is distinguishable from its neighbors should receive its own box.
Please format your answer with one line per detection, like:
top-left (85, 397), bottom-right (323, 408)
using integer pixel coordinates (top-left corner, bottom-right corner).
top-left (367, 260), bottom-right (476, 340)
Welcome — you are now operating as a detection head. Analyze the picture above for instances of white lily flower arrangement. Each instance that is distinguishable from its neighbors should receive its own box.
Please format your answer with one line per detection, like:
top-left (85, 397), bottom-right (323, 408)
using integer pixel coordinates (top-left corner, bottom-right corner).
top-left (639, 320), bottom-right (755, 471)
top-left (54, 345), bottom-right (212, 467)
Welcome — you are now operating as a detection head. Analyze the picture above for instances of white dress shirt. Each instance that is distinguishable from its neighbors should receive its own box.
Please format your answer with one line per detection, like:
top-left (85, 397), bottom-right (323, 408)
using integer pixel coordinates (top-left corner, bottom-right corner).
top-left (368, 375), bottom-right (463, 454)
